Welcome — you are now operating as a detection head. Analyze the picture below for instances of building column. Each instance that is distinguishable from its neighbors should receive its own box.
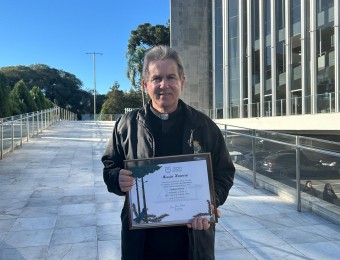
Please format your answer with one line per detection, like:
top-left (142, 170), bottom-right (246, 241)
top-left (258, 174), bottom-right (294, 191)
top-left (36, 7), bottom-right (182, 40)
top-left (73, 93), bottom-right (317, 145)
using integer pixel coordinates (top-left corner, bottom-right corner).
top-left (270, 0), bottom-right (277, 116)
top-left (247, 0), bottom-right (253, 118)
top-left (335, 0), bottom-right (340, 112)
top-left (310, 0), bottom-right (317, 114)
top-left (212, 0), bottom-right (216, 118)
top-left (239, 0), bottom-right (244, 118)
top-left (259, 0), bottom-right (265, 117)
top-left (285, 0), bottom-right (292, 115)
top-left (222, 0), bottom-right (229, 118)
top-left (301, 0), bottom-right (307, 114)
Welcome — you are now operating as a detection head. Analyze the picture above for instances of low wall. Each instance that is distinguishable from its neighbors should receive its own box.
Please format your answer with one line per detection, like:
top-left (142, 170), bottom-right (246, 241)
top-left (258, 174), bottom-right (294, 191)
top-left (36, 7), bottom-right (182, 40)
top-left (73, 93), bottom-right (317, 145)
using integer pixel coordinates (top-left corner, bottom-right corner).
top-left (235, 165), bottom-right (340, 226)
top-left (215, 112), bottom-right (340, 132)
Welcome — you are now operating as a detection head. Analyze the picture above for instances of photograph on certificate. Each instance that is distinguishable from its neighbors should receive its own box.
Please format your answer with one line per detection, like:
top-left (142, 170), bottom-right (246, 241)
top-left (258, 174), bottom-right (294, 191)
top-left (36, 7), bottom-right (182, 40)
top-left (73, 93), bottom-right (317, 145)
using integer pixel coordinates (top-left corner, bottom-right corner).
top-left (124, 153), bottom-right (216, 229)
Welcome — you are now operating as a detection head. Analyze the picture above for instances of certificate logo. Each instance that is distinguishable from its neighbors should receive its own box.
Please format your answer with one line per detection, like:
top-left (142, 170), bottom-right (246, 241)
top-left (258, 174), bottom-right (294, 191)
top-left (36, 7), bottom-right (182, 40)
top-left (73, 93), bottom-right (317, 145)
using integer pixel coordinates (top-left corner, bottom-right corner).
top-left (172, 167), bottom-right (182, 173)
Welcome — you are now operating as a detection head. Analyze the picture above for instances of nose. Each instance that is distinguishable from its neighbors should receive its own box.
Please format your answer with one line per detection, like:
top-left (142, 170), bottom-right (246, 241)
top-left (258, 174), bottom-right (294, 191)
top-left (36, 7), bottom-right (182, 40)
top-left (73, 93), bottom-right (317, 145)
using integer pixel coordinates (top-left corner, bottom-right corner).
top-left (159, 78), bottom-right (169, 89)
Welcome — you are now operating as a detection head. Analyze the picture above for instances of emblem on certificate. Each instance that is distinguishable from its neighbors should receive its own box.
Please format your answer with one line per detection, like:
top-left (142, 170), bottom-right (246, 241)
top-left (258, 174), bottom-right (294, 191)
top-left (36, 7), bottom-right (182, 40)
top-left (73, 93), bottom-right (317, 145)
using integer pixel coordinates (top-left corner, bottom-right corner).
top-left (124, 153), bottom-right (216, 229)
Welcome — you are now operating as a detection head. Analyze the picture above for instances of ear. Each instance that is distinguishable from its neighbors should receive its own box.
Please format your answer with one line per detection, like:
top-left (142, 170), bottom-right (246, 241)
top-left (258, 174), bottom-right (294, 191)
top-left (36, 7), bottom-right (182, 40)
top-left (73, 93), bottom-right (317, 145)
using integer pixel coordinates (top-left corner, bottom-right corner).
top-left (142, 79), bottom-right (148, 89)
top-left (180, 76), bottom-right (185, 91)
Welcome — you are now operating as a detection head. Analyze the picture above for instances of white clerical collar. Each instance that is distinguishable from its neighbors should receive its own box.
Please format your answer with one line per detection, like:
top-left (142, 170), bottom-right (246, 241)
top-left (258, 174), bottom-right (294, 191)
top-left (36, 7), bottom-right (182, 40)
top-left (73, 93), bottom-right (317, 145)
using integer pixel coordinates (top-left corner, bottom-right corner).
top-left (150, 105), bottom-right (169, 120)
top-left (150, 104), bottom-right (181, 121)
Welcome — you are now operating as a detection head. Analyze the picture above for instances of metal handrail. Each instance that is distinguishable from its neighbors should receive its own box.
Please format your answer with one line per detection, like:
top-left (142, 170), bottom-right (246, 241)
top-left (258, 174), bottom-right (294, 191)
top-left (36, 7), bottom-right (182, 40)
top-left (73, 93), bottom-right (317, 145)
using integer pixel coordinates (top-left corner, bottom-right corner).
top-left (218, 123), bottom-right (340, 212)
top-left (0, 106), bottom-right (77, 159)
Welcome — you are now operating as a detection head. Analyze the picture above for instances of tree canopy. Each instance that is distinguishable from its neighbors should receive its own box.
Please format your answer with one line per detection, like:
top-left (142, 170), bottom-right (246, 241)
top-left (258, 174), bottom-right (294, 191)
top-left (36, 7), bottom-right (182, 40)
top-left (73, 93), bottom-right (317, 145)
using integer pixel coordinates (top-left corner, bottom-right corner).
top-left (100, 82), bottom-right (143, 115)
top-left (0, 64), bottom-right (94, 116)
top-left (127, 22), bottom-right (170, 56)
top-left (0, 72), bottom-right (11, 118)
top-left (10, 80), bottom-right (37, 114)
top-left (126, 22), bottom-right (170, 105)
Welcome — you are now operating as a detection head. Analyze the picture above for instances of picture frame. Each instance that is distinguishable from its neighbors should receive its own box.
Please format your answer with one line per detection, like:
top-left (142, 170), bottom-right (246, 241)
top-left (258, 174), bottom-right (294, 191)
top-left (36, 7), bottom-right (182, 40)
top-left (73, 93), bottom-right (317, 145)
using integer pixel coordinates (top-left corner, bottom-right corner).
top-left (124, 153), bottom-right (216, 229)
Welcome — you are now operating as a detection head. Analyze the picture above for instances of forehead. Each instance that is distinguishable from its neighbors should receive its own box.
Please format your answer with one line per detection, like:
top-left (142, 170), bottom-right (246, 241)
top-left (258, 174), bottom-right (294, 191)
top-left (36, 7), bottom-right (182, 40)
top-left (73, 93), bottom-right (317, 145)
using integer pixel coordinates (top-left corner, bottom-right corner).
top-left (148, 59), bottom-right (179, 75)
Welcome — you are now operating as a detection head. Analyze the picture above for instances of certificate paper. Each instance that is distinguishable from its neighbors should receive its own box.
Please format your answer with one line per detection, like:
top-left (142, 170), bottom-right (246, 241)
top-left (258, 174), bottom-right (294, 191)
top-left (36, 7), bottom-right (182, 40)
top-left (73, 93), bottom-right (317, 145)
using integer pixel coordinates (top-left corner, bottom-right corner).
top-left (124, 153), bottom-right (216, 229)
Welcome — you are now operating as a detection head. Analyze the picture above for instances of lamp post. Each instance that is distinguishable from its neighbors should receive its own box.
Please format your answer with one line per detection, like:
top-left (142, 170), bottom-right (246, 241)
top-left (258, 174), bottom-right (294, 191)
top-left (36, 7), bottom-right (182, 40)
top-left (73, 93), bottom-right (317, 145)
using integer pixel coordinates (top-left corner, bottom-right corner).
top-left (86, 52), bottom-right (103, 120)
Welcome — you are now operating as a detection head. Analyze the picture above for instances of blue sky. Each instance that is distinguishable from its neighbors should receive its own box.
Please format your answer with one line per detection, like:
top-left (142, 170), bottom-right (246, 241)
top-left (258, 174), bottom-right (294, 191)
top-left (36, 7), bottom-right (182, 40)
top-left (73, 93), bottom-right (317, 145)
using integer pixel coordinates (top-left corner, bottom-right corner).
top-left (0, 0), bottom-right (170, 94)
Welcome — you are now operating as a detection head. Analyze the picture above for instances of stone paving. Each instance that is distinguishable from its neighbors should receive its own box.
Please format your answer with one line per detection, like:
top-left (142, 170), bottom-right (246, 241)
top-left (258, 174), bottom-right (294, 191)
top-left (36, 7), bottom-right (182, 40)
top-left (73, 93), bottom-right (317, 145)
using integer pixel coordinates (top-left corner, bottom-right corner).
top-left (0, 121), bottom-right (340, 259)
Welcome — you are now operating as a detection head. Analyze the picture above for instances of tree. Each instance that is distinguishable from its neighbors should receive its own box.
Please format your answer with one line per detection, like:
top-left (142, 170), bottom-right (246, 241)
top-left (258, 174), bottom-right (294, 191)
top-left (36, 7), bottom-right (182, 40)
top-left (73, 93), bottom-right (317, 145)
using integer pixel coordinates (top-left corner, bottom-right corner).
top-left (10, 80), bottom-right (37, 114)
top-left (124, 89), bottom-right (144, 109)
top-left (0, 64), bottom-right (91, 115)
top-left (126, 22), bottom-right (170, 105)
top-left (127, 46), bottom-right (147, 104)
top-left (0, 72), bottom-right (11, 118)
top-left (100, 82), bottom-right (126, 114)
top-left (100, 82), bottom-right (144, 115)
top-left (30, 86), bottom-right (49, 111)
top-left (127, 22), bottom-right (170, 55)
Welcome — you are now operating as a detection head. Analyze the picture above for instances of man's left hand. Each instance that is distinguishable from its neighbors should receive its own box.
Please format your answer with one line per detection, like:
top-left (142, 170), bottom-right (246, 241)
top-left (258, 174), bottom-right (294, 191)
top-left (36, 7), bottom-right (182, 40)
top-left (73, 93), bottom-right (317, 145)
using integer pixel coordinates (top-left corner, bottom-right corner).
top-left (187, 207), bottom-right (221, 230)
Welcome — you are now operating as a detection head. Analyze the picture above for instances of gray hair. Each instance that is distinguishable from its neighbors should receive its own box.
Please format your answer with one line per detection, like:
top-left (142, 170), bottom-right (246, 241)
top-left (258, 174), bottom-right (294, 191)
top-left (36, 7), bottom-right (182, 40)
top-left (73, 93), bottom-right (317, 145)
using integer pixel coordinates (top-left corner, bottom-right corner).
top-left (142, 45), bottom-right (185, 81)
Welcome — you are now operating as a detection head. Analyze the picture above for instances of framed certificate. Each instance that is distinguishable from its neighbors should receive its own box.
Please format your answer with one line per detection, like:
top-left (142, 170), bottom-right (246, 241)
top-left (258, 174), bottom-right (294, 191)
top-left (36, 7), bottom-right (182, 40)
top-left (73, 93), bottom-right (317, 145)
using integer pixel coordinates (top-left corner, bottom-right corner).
top-left (124, 153), bottom-right (216, 229)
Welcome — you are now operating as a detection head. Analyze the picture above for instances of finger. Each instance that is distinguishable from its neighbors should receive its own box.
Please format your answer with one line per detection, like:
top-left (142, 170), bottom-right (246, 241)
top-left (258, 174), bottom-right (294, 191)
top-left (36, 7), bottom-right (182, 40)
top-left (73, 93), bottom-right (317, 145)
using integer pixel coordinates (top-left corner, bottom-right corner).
top-left (210, 204), bottom-right (221, 218)
top-left (119, 175), bottom-right (133, 186)
top-left (202, 218), bottom-right (210, 230)
top-left (196, 217), bottom-right (203, 230)
top-left (190, 217), bottom-right (198, 230)
top-left (119, 169), bottom-right (134, 192)
top-left (216, 209), bottom-right (221, 218)
top-left (120, 182), bottom-right (134, 192)
top-left (120, 169), bottom-right (132, 177)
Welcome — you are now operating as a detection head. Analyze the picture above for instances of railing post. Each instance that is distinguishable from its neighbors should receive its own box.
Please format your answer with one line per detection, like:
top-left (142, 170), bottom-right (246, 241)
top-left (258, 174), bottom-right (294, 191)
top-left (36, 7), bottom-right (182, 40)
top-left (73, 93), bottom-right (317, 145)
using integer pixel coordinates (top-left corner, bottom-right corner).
top-left (43, 110), bottom-right (46, 129)
top-left (252, 129), bottom-right (257, 188)
top-left (49, 109), bottom-right (52, 126)
top-left (26, 113), bottom-right (29, 142)
top-left (0, 118), bottom-right (3, 159)
top-left (32, 113), bottom-right (35, 137)
top-left (296, 136), bottom-right (301, 212)
top-left (37, 111), bottom-right (40, 135)
top-left (20, 114), bottom-right (23, 147)
top-left (224, 125), bottom-right (227, 142)
top-left (39, 111), bottom-right (42, 132)
top-left (11, 116), bottom-right (14, 152)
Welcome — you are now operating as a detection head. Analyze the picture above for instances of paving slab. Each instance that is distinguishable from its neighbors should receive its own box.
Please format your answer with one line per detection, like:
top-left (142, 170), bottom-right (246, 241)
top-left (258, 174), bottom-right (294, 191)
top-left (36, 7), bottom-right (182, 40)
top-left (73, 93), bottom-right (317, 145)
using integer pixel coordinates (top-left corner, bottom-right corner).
top-left (0, 121), bottom-right (340, 259)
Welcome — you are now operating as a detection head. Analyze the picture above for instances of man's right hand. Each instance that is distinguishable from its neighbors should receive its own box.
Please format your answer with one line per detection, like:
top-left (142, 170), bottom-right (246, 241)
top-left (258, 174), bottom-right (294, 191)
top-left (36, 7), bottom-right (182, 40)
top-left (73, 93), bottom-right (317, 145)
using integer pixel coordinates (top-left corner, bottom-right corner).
top-left (119, 169), bottom-right (134, 192)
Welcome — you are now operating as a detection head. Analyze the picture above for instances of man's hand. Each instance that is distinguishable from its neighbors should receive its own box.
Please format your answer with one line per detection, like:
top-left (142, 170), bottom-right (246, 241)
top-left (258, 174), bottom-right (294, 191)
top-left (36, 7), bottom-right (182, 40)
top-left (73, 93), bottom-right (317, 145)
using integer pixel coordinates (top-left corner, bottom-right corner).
top-left (119, 169), bottom-right (134, 192)
top-left (187, 205), bottom-right (221, 230)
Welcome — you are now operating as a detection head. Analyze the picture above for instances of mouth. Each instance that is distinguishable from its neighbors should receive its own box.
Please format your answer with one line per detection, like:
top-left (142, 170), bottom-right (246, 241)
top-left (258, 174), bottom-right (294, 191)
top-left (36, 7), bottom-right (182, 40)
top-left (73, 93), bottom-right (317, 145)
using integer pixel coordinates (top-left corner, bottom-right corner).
top-left (158, 92), bottom-right (171, 97)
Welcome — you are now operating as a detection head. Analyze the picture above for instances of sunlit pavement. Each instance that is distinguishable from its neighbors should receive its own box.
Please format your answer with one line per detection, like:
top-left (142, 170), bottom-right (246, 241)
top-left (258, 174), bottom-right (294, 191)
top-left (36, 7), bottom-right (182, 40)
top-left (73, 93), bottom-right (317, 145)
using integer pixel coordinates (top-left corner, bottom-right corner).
top-left (0, 121), bottom-right (340, 259)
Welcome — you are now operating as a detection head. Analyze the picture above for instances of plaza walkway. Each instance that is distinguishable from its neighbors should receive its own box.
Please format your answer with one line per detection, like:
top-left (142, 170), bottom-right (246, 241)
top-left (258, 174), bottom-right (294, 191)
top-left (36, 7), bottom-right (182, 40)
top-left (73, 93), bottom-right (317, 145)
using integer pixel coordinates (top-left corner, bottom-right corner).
top-left (0, 121), bottom-right (340, 260)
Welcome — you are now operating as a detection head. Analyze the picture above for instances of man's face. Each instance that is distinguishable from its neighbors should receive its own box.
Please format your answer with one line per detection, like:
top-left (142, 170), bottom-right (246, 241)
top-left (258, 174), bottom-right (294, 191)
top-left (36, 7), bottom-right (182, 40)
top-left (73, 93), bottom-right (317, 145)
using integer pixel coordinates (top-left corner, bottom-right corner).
top-left (143, 59), bottom-right (185, 114)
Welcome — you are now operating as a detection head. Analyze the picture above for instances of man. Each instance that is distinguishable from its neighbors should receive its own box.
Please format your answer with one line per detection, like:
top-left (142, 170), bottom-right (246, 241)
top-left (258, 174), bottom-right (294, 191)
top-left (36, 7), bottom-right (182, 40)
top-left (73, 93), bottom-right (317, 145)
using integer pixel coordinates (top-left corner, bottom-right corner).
top-left (102, 45), bottom-right (235, 260)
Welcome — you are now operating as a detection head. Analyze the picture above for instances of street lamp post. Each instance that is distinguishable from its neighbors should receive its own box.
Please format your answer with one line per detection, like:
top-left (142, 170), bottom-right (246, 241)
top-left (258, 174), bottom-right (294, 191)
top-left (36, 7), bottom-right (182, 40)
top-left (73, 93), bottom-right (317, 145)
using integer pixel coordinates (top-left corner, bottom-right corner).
top-left (86, 52), bottom-right (103, 120)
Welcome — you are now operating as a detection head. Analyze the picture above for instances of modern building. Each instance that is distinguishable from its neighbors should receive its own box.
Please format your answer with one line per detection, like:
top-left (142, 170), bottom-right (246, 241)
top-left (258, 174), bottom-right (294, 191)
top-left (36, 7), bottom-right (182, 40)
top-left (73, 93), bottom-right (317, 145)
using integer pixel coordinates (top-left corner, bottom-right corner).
top-left (171, 0), bottom-right (340, 139)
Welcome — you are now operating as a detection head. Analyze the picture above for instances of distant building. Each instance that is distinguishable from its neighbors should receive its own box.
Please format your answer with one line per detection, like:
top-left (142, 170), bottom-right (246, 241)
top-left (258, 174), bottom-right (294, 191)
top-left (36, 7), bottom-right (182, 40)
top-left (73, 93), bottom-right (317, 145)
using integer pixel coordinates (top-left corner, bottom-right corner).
top-left (171, 0), bottom-right (339, 125)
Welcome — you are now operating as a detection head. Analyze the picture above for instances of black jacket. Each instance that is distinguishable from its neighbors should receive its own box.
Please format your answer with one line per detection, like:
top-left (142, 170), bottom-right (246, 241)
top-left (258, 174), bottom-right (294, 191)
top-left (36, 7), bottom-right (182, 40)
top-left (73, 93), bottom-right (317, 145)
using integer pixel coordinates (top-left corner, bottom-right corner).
top-left (102, 100), bottom-right (235, 260)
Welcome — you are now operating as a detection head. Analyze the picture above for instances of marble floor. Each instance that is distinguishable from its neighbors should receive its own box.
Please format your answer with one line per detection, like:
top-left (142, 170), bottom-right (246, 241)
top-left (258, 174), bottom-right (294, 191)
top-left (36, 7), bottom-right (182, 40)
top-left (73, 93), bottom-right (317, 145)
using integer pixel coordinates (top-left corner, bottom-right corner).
top-left (0, 121), bottom-right (340, 260)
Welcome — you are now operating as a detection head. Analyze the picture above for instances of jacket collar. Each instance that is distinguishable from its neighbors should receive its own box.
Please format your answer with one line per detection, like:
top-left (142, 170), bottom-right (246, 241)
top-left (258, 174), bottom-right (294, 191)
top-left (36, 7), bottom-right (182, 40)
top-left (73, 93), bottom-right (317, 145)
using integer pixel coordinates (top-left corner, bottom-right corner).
top-left (136, 99), bottom-right (205, 128)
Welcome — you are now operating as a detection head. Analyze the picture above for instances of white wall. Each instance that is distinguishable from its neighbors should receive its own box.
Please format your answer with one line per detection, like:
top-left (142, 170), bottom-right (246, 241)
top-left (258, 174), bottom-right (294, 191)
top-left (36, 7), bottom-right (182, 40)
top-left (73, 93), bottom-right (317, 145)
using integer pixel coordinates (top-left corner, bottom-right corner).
top-left (214, 113), bottom-right (340, 131)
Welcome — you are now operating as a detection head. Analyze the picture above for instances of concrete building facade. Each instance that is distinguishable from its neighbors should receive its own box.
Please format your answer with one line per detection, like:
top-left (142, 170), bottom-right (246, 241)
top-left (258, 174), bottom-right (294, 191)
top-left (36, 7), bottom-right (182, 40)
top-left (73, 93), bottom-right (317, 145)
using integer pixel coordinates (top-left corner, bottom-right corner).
top-left (170, 0), bottom-right (213, 111)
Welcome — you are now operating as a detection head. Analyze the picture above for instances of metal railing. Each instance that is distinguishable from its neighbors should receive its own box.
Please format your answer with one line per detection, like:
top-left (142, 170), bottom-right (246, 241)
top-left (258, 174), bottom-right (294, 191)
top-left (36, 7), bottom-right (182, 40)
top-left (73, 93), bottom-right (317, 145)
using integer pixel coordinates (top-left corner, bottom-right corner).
top-left (81, 114), bottom-right (123, 121)
top-left (0, 106), bottom-right (77, 159)
top-left (204, 91), bottom-right (340, 119)
top-left (217, 123), bottom-right (340, 214)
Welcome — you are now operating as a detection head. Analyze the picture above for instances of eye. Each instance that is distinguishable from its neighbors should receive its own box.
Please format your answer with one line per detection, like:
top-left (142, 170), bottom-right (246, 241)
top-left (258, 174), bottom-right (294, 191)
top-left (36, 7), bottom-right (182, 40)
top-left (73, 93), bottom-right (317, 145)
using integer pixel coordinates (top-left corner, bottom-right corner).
top-left (151, 77), bottom-right (161, 83)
